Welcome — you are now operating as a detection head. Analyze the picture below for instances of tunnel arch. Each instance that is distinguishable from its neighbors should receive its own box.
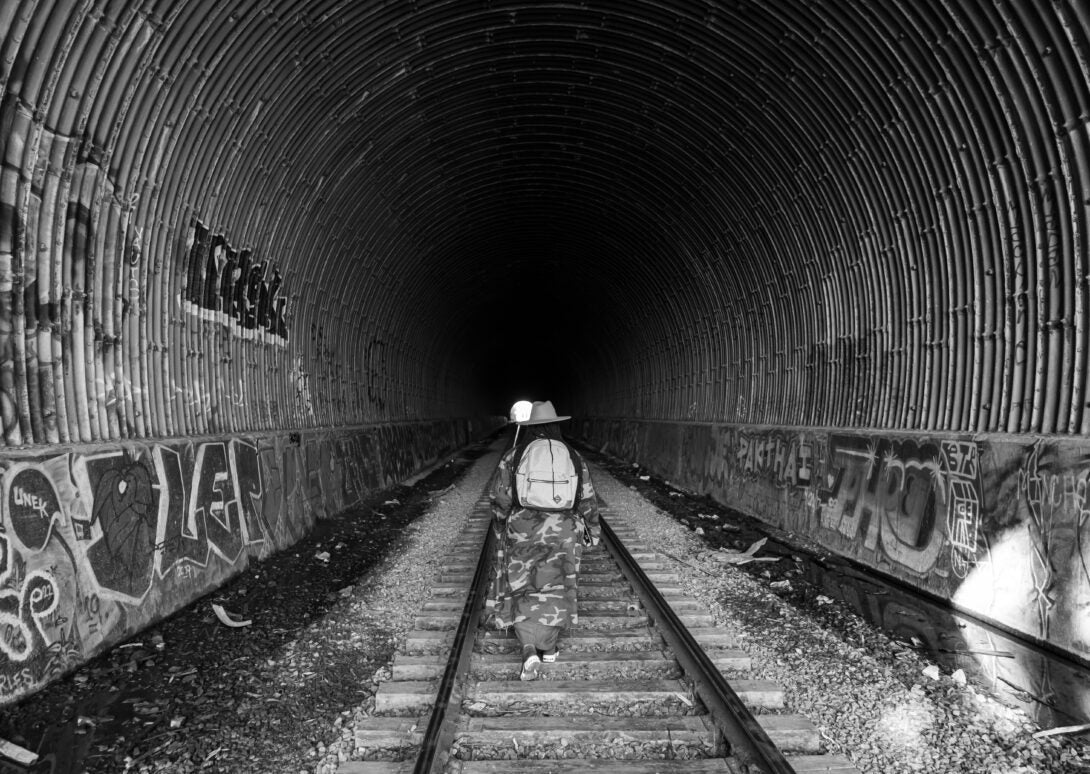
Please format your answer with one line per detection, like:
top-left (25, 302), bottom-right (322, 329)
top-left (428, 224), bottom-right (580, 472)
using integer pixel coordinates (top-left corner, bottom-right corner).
top-left (7, 0), bottom-right (1088, 438)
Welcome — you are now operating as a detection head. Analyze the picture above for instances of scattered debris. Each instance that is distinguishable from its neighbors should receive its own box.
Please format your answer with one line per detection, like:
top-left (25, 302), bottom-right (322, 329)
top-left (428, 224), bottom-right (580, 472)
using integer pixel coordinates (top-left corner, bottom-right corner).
top-left (151, 633), bottom-right (165, 650)
top-left (211, 603), bottom-right (252, 628)
top-left (770, 580), bottom-right (791, 590)
top-left (922, 665), bottom-right (941, 680)
top-left (951, 668), bottom-right (967, 686)
top-left (314, 551), bottom-right (331, 563)
top-left (816, 595), bottom-right (834, 605)
top-left (638, 475), bottom-right (650, 481)
top-left (710, 537), bottom-right (779, 566)
top-left (693, 526), bottom-right (704, 535)
top-left (383, 499), bottom-right (401, 505)
top-left (1033, 723), bottom-right (1090, 739)
top-left (0, 737), bottom-right (38, 766)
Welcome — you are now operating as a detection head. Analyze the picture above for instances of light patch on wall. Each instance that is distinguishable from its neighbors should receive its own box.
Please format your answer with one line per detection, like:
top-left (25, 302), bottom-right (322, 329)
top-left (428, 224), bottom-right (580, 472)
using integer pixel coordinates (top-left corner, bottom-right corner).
top-left (953, 522), bottom-right (1058, 699)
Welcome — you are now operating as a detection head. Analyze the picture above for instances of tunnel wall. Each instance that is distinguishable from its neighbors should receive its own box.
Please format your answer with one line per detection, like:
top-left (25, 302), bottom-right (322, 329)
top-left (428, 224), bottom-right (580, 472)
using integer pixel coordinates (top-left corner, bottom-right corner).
top-left (579, 418), bottom-right (1090, 665)
top-left (0, 417), bottom-right (494, 706)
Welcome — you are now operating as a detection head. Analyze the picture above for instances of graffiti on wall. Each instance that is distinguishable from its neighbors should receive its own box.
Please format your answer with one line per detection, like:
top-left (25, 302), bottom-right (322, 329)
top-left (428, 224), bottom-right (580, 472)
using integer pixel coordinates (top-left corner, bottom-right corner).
top-left (813, 436), bottom-right (982, 579)
top-left (0, 422), bottom-right (463, 706)
top-left (182, 220), bottom-right (289, 345)
top-left (736, 430), bottom-right (816, 489)
top-left (1012, 441), bottom-right (1090, 639)
top-left (579, 417), bottom-right (1090, 665)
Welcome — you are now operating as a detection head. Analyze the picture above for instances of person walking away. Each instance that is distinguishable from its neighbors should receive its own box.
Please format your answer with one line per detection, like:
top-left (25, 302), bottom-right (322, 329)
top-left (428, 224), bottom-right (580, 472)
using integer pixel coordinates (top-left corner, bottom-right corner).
top-left (485, 400), bottom-right (601, 681)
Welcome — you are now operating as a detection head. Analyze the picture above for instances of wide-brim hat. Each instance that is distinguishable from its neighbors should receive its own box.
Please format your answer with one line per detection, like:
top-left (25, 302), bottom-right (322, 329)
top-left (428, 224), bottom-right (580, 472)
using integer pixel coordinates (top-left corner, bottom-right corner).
top-left (517, 400), bottom-right (570, 425)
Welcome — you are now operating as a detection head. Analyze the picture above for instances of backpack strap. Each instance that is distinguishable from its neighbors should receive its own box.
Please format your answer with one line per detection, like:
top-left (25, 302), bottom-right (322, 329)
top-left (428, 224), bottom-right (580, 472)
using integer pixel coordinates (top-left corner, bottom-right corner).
top-left (509, 442), bottom-right (528, 510)
top-left (567, 444), bottom-right (584, 510)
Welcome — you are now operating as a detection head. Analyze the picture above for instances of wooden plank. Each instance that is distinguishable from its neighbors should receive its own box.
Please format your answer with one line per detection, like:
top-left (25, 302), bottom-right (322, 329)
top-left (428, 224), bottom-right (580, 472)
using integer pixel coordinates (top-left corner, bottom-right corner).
top-left (687, 629), bottom-right (740, 649)
top-left (454, 759), bottom-right (734, 772)
top-left (354, 717), bottom-right (424, 747)
top-left (467, 678), bottom-right (780, 710)
top-left (469, 678), bottom-right (691, 704)
top-left (475, 629), bottom-right (662, 653)
top-left (335, 763), bottom-right (415, 774)
top-left (758, 714), bottom-right (823, 753)
top-left (460, 716), bottom-right (711, 734)
top-left (727, 679), bottom-right (785, 709)
top-left (373, 680), bottom-right (435, 713)
top-left (787, 754), bottom-right (862, 772)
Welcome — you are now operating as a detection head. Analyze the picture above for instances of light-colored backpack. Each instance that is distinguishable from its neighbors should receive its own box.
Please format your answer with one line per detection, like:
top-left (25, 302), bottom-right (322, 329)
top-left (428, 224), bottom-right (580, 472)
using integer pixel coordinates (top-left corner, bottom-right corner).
top-left (513, 439), bottom-right (582, 511)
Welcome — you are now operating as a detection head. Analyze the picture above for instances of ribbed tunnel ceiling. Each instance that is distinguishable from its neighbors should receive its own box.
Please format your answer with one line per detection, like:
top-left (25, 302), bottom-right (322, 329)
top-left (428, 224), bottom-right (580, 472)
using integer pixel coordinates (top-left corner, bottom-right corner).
top-left (2, 1), bottom-right (1089, 443)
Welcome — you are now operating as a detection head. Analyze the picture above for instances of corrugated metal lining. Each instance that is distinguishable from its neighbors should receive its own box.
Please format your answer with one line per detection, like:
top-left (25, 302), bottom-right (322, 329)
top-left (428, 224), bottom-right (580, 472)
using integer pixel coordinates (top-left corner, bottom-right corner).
top-left (0, 0), bottom-right (1088, 445)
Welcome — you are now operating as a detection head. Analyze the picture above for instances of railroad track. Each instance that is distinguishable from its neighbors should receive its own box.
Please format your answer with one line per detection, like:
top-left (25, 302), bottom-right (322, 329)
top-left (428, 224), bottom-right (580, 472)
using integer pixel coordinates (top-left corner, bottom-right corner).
top-left (346, 491), bottom-right (860, 774)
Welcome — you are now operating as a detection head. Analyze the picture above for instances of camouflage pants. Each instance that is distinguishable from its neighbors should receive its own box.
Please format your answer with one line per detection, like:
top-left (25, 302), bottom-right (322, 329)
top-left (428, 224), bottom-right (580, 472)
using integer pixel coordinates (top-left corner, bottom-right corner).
top-left (486, 509), bottom-right (585, 630)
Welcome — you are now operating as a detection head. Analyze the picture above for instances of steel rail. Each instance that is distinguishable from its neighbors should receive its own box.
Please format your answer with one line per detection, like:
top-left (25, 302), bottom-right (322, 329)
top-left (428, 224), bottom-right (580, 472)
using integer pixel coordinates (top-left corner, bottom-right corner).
top-left (600, 515), bottom-right (796, 774)
top-left (412, 500), bottom-right (496, 774)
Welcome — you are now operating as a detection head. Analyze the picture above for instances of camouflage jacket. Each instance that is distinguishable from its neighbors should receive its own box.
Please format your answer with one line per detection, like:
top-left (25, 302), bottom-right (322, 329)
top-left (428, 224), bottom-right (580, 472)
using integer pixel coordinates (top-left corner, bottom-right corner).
top-left (484, 445), bottom-right (600, 630)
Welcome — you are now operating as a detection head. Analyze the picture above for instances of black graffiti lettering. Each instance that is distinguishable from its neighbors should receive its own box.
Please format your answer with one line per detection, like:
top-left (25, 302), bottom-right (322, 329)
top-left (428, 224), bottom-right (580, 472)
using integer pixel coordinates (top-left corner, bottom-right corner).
top-left (203, 234), bottom-right (227, 312)
top-left (233, 249), bottom-right (252, 320)
top-left (186, 221), bottom-right (211, 306)
top-left (219, 245), bottom-right (239, 318)
top-left (264, 270), bottom-right (280, 334)
top-left (243, 262), bottom-right (264, 330)
top-left (182, 221), bottom-right (290, 339)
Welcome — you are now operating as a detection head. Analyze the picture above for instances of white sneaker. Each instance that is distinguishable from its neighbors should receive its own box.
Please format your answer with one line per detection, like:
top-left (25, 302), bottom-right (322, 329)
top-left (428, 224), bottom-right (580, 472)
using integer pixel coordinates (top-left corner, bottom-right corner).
top-left (520, 654), bottom-right (542, 681)
top-left (541, 649), bottom-right (559, 664)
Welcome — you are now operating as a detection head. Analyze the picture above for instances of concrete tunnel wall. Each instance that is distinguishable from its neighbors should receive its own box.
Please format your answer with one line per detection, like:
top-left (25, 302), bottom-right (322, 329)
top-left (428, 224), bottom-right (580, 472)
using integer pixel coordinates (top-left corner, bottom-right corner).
top-left (1, 0), bottom-right (1089, 704)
